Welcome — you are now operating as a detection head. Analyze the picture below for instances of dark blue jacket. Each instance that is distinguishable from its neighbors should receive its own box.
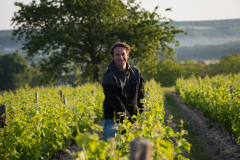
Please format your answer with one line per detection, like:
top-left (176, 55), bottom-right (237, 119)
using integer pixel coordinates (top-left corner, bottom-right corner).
top-left (102, 61), bottom-right (144, 123)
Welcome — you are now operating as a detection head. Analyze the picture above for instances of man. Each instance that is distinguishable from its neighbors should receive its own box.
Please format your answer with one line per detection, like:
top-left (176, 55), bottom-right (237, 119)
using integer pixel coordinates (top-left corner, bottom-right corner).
top-left (102, 42), bottom-right (145, 141)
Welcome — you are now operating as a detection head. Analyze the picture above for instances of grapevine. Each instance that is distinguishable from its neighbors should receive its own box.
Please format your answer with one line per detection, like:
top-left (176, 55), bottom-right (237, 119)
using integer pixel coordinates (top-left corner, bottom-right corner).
top-left (0, 80), bottom-right (191, 159)
top-left (176, 74), bottom-right (240, 143)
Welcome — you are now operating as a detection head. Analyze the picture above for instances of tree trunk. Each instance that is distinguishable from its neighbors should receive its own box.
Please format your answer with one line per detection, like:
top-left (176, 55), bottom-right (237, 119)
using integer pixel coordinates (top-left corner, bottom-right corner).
top-left (93, 64), bottom-right (100, 82)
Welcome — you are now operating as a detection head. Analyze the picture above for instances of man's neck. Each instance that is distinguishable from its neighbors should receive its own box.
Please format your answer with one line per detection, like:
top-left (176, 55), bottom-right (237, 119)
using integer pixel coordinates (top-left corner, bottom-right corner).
top-left (113, 61), bottom-right (127, 71)
top-left (119, 65), bottom-right (126, 71)
top-left (119, 68), bottom-right (126, 71)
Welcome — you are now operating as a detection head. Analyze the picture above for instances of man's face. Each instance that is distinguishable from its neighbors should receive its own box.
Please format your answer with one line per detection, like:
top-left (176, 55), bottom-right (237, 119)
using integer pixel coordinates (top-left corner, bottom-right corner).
top-left (112, 47), bottom-right (128, 70)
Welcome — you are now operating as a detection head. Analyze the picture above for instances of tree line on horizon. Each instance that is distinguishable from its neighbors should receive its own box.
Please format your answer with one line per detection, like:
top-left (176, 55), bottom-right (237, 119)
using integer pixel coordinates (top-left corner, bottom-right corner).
top-left (1, 40), bottom-right (240, 65)
top-left (142, 54), bottom-right (240, 86)
top-left (1, 52), bottom-right (240, 91)
top-left (0, 52), bottom-right (53, 92)
top-left (175, 41), bottom-right (240, 61)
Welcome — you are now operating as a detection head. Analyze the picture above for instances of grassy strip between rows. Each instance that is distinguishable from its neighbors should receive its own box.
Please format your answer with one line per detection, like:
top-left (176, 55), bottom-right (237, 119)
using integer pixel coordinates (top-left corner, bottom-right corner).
top-left (163, 90), bottom-right (213, 160)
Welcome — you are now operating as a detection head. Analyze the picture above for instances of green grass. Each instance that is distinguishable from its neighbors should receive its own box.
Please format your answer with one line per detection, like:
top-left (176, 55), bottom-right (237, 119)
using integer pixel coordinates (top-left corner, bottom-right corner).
top-left (163, 89), bottom-right (213, 160)
top-left (161, 86), bottom-right (175, 93)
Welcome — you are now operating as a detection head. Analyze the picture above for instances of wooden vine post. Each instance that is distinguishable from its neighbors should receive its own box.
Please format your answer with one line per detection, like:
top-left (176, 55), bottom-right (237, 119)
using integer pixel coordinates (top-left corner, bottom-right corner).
top-left (63, 97), bottom-right (67, 104)
top-left (146, 91), bottom-right (149, 100)
top-left (60, 90), bottom-right (63, 99)
top-left (130, 138), bottom-right (152, 160)
top-left (230, 86), bottom-right (234, 99)
top-left (0, 104), bottom-right (7, 128)
top-left (35, 92), bottom-right (38, 104)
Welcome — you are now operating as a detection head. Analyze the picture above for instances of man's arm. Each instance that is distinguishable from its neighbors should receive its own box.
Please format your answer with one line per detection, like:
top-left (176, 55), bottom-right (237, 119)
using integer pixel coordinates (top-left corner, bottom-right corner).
top-left (137, 73), bottom-right (145, 113)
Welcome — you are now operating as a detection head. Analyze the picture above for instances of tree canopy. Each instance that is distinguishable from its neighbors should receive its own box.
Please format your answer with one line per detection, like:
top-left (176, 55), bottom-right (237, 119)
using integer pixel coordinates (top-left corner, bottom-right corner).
top-left (142, 59), bottom-right (207, 86)
top-left (207, 54), bottom-right (240, 76)
top-left (12, 0), bottom-right (185, 82)
top-left (0, 51), bottom-right (31, 91)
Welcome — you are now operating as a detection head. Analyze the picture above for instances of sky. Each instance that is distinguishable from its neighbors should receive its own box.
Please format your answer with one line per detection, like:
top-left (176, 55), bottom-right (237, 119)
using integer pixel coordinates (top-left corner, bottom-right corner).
top-left (0, 0), bottom-right (240, 30)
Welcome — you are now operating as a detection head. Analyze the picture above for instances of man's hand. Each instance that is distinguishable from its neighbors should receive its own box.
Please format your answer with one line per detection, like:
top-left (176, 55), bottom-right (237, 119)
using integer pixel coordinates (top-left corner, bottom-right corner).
top-left (133, 123), bottom-right (139, 126)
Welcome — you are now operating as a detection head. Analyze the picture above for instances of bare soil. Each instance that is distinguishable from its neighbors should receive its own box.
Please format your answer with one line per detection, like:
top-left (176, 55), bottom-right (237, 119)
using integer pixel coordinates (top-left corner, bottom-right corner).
top-left (164, 105), bottom-right (192, 159)
top-left (169, 92), bottom-right (240, 160)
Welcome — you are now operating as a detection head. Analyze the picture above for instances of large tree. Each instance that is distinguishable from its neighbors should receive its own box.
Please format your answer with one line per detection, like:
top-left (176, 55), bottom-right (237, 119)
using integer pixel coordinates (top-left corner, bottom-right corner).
top-left (12, 0), bottom-right (186, 82)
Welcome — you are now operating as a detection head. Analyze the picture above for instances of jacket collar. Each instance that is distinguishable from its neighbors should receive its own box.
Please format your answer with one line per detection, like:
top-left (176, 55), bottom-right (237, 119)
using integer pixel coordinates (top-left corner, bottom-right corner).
top-left (108, 61), bottom-right (131, 75)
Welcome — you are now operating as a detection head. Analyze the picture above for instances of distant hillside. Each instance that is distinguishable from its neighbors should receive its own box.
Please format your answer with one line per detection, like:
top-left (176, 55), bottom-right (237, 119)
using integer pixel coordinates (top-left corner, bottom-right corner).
top-left (0, 30), bottom-right (24, 49)
top-left (1, 19), bottom-right (240, 49)
top-left (172, 19), bottom-right (240, 36)
top-left (175, 41), bottom-right (240, 61)
top-left (171, 19), bottom-right (240, 46)
top-left (1, 19), bottom-right (240, 62)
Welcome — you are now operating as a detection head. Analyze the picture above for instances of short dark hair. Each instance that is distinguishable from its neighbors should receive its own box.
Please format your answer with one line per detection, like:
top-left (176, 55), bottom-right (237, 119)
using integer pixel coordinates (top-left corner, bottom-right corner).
top-left (109, 42), bottom-right (131, 56)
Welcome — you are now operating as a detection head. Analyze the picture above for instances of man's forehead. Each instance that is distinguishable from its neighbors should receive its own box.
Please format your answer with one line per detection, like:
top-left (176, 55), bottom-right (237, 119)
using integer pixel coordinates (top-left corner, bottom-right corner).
top-left (113, 47), bottom-right (126, 53)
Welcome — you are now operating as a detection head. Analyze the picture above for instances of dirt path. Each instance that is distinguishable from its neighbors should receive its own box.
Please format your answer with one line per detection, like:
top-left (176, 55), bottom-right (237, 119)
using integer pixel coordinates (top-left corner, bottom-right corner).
top-left (164, 104), bottom-right (192, 159)
top-left (169, 92), bottom-right (240, 160)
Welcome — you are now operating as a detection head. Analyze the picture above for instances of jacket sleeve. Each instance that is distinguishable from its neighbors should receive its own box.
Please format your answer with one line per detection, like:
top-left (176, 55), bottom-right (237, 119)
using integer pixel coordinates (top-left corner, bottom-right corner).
top-left (102, 75), bottom-right (135, 123)
top-left (137, 72), bottom-right (145, 113)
